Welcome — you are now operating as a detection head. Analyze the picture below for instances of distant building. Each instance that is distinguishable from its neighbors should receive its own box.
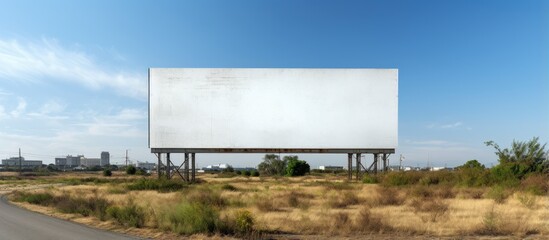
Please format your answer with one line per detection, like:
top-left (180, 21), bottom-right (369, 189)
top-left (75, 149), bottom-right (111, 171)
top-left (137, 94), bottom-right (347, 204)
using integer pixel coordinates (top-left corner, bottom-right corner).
top-left (82, 158), bottom-right (101, 167)
top-left (202, 163), bottom-right (232, 172)
top-left (319, 165), bottom-right (344, 171)
top-left (1, 157), bottom-right (43, 169)
top-left (100, 151), bottom-right (110, 166)
top-left (55, 155), bottom-right (84, 168)
top-left (137, 161), bottom-right (156, 171)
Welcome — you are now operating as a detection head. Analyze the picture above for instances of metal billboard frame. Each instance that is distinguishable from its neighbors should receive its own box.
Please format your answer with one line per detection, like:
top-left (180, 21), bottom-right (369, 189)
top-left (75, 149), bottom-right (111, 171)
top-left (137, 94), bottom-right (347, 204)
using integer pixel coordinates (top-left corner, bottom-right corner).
top-left (149, 68), bottom-right (397, 182)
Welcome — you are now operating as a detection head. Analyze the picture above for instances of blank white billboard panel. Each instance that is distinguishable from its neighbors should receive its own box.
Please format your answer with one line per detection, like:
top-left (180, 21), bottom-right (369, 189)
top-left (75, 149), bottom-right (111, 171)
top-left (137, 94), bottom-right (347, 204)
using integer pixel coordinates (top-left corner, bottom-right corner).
top-left (149, 68), bottom-right (398, 151)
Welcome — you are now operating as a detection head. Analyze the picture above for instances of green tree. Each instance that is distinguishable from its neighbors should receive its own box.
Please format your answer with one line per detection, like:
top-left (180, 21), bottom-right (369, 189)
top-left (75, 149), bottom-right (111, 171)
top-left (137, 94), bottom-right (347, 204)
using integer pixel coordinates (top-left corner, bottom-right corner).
top-left (459, 160), bottom-right (485, 170)
top-left (284, 155), bottom-right (310, 176)
top-left (457, 160), bottom-right (488, 187)
top-left (485, 137), bottom-right (548, 179)
top-left (126, 165), bottom-right (137, 175)
top-left (257, 154), bottom-right (286, 176)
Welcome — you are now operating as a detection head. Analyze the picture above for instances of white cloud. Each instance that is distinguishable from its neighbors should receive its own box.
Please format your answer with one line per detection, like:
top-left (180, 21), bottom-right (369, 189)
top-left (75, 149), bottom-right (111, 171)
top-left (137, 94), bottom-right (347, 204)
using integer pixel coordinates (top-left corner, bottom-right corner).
top-left (427, 121), bottom-right (468, 129)
top-left (40, 100), bottom-right (65, 114)
top-left (10, 98), bottom-right (26, 117)
top-left (0, 38), bottom-right (146, 99)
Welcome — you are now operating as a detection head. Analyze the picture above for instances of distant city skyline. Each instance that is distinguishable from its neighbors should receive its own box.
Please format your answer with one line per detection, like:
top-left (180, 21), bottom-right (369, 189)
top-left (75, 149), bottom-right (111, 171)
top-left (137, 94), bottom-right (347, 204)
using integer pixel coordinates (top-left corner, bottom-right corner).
top-left (0, 1), bottom-right (547, 168)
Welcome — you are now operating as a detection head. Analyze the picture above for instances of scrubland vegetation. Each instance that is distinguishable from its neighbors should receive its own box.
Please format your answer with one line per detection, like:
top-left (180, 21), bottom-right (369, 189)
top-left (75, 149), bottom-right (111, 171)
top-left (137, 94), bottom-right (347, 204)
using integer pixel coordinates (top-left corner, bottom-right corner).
top-left (2, 137), bottom-right (548, 239)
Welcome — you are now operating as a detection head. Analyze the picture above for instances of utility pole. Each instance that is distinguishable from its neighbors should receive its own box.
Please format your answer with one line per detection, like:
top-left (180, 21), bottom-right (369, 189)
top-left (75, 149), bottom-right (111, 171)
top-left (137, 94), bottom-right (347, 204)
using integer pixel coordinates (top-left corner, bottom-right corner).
top-left (399, 154), bottom-right (404, 171)
top-left (19, 148), bottom-right (22, 176)
top-left (125, 150), bottom-right (128, 167)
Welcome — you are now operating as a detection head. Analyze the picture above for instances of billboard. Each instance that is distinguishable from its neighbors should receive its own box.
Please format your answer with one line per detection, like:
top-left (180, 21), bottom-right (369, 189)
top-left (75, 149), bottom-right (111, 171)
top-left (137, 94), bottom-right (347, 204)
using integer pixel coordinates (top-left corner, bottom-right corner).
top-left (149, 68), bottom-right (398, 153)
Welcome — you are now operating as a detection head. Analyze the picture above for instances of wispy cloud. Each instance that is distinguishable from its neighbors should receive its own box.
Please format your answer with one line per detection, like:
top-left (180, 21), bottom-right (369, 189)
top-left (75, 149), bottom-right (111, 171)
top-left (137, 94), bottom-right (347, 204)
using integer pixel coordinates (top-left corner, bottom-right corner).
top-left (427, 121), bottom-right (470, 130)
top-left (0, 38), bottom-right (146, 99)
top-left (9, 98), bottom-right (26, 118)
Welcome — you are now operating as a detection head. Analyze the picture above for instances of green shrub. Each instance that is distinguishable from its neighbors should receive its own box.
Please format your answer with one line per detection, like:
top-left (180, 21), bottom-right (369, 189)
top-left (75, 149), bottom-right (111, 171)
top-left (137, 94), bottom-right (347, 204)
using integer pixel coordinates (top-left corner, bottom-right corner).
top-left (362, 174), bottom-right (379, 184)
top-left (382, 172), bottom-right (422, 186)
top-left (285, 156), bottom-right (310, 176)
top-left (160, 201), bottom-right (219, 235)
top-left (243, 170), bottom-right (251, 177)
top-left (127, 178), bottom-right (187, 192)
top-left (106, 203), bottom-right (145, 228)
top-left (11, 191), bottom-right (54, 205)
top-left (486, 186), bottom-right (509, 204)
top-left (220, 184), bottom-right (238, 191)
top-left (234, 210), bottom-right (254, 233)
top-left (126, 165), bottom-right (137, 175)
top-left (185, 188), bottom-right (226, 208)
top-left (235, 170), bottom-right (242, 175)
top-left (103, 169), bottom-right (112, 177)
top-left (251, 170), bottom-right (259, 177)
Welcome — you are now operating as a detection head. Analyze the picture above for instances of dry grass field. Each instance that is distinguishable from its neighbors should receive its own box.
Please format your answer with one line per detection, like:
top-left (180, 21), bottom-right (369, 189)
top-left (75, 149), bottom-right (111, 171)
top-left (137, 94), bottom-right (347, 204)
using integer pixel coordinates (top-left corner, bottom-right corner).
top-left (1, 171), bottom-right (548, 239)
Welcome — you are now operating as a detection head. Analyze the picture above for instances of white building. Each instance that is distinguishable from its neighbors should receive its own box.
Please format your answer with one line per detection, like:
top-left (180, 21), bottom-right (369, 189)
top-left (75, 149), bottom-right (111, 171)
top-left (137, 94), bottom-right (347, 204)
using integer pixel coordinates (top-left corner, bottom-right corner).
top-left (1, 157), bottom-right (43, 169)
top-left (319, 165), bottom-right (344, 171)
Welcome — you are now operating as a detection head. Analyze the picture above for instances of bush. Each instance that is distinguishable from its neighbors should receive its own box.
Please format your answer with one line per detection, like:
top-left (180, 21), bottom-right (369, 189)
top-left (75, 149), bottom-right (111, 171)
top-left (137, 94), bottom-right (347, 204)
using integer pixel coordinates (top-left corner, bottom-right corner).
top-left (285, 156), bottom-right (310, 176)
top-left (520, 174), bottom-right (548, 195)
top-left (185, 188), bottom-right (226, 208)
top-left (233, 210), bottom-right (254, 234)
top-left (220, 184), bottom-right (238, 191)
top-left (354, 207), bottom-right (392, 233)
top-left (160, 201), bottom-right (219, 235)
top-left (382, 172), bottom-right (422, 186)
top-left (107, 203), bottom-right (145, 228)
top-left (251, 170), bottom-right (259, 177)
top-left (326, 191), bottom-right (361, 208)
top-left (11, 191), bottom-right (54, 205)
top-left (486, 186), bottom-right (509, 204)
top-left (362, 174), bottom-right (379, 184)
top-left (126, 165), bottom-right (137, 175)
top-left (257, 154), bottom-right (286, 176)
top-left (103, 169), bottom-right (112, 177)
top-left (127, 178), bottom-right (187, 192)
top-left (372, 187), bottom-right (404, 206)
top-left (243, 170), bottom-right (251, 177)
top-left (235, 170), bottom-right (242, 175)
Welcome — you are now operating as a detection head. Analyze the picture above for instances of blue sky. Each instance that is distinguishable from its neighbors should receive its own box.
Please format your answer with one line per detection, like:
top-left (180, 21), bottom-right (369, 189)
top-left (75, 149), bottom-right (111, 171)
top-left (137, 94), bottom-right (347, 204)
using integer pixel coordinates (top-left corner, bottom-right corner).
top-left (0, 0), bottom-right (547, 168)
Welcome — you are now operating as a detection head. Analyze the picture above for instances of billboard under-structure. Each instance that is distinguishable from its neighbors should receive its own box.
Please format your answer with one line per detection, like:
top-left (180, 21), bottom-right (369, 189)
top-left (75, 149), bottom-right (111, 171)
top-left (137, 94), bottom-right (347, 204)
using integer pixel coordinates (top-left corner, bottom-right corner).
top-left (149, 68), bottom-right (398, 181)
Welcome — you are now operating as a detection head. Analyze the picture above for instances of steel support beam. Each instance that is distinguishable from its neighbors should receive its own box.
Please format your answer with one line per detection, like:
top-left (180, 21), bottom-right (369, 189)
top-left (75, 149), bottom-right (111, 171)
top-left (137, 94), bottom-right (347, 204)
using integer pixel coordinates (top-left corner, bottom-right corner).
top-left (355, 153), bottom-right (361, 180)
top-left (157, 153), bottom-right (162, 179)
top-left (184, 153), bottom-right (190, 182)
top-left (373, 153), bottom-right (378, 174)
top-left (191, 153), bottom-right (196, 182)
top-left (166, 153), bottom-right (171, 179)
top-left (347, 153), bottom-right (352, 180)
top-left (382, 153), bottom-right (387, 172)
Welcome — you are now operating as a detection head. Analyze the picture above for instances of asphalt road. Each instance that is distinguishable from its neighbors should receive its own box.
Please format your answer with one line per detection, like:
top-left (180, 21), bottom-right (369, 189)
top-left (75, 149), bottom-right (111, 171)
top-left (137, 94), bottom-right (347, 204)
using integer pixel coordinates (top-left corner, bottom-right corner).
top-left (0, 195), bottom-right (140, 240)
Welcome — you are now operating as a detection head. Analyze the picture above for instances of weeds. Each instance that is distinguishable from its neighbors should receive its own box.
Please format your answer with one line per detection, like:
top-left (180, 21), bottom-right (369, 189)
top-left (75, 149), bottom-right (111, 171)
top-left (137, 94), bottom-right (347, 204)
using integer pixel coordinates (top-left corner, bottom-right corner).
top-left (486, 186), bottom-right (509, 204)
top-left (371, 187), bottom-right (404, 206)
top-left (159, 201), bottom-right (219, 235)
top-left (409, 198), bottom-right (449, 222)
top-left (325, 191), bottom-right (361, 208)
top-left (516, 193), bottom-right (537, 210)
top-left (106, 201), bottom-right (145, 228)
top-left (127, 178), bottom-right (187, 192)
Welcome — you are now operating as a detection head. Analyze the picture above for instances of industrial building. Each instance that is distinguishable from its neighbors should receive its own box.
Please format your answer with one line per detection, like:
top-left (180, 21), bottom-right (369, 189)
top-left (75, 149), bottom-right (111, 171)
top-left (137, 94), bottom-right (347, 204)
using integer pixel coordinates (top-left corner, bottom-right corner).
top-left (1, 157), bottom-right (43, 169)
top-left (319, 165), bottom-right (344, 171)
top-left (55, 155), bottom-right (84, 169)
top-left (101, 152), bottom-right (110, 166)
top-left (136, 161), bottom-right (156, 171)
top-left (81, 158), bottom-right (101, 167)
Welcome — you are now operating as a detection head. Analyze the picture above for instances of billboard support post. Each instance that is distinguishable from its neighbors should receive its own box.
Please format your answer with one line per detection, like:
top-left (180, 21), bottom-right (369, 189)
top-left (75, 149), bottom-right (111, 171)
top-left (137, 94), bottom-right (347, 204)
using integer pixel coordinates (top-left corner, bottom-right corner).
top-left (191, 153), bottom-right (196, 182)
top-left (347, 153), bottom-right (353, 180)
top-left (166, 153), bottom-right (171, 179)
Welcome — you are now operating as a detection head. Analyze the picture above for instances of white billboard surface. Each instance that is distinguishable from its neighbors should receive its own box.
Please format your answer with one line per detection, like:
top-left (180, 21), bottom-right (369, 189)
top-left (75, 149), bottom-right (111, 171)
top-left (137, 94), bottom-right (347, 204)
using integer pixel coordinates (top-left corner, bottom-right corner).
top-left (149, 68), bottom-right (398, 151)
